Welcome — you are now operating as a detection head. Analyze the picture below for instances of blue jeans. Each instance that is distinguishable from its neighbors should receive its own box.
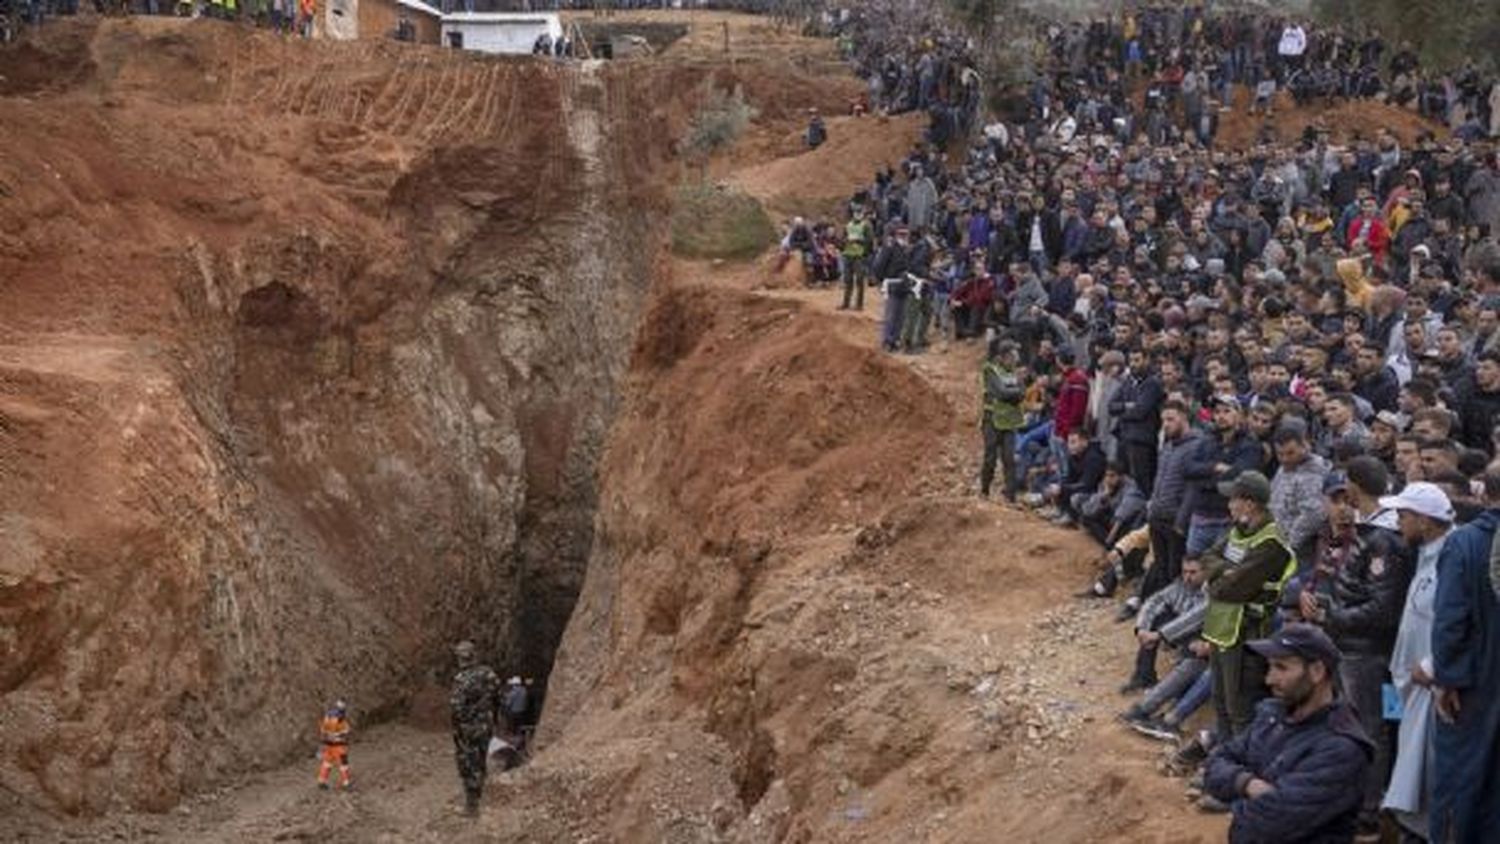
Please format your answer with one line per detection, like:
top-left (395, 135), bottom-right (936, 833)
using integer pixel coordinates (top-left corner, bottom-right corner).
top-left (1233, 45), bottom-right (1252, 83)
top-left (1050, 433), bottom-right (1070, 480)
top-left (1172, 665), bottom-right (1213, 723)
top-left (1139, 655), bottom-right (1208, 717)
top-left (1015, 421), bottom-right (1053, 459)
top-left (880, 294), bottom-right (907, 350)
top-left (931, 292), bottom-right (951, 336)
top-left (1028, 249), bottom-right (1049, 275)
top-left (1015, 421), bottom-right (1054, 490)
top-left (1186, 516), bottom-right (1232, 559)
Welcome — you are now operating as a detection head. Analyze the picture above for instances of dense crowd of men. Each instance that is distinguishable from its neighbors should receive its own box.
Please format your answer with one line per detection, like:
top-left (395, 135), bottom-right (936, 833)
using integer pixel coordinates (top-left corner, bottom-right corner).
top-left (807, 2), bottom-right (1500, 842)
top-left (1, 0), bottom-right (318, 35)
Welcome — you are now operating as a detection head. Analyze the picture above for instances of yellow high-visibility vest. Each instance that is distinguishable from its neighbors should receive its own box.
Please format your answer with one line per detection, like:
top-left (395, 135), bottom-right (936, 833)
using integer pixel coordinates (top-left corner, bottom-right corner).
top-left (1203, 521), bottom-right (1296, 648)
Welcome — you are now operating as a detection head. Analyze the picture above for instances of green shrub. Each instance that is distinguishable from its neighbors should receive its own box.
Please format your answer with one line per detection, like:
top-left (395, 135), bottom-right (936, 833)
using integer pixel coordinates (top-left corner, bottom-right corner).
top-left (684, 84), bottom-right (758, 163)
top-left (670, 183), bottom-right (775, 260)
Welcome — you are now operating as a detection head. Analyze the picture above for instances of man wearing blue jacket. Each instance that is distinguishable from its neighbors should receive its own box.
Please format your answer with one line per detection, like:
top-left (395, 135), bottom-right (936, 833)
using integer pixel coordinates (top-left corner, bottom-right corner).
top-left (1181, 395), bottom-right (1265, 559)
top-left (1429, 465), bottom-right (1500, 844)
top-left (1204, 623), bottom-right (1372, 844)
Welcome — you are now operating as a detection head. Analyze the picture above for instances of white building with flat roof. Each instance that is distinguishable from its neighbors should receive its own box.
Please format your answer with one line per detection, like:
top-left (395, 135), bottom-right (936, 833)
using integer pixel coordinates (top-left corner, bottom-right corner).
top-left (440, 11), bottom-right (562, 54)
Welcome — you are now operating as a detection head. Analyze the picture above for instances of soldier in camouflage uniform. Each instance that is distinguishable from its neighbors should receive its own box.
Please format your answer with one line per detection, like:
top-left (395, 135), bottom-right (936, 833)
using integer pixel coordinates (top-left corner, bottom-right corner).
top-left (449, 640), bottom-right (501, 816)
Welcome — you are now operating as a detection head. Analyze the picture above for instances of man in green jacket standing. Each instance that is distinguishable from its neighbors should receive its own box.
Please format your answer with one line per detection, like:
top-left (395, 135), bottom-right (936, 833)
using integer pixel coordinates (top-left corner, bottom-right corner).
top-left (980, 338), bottom-right (1025, 502)
top-left (1203, 471), bottom-right (1297, 741)
top-left (840, 209), bottom-right (873, 311)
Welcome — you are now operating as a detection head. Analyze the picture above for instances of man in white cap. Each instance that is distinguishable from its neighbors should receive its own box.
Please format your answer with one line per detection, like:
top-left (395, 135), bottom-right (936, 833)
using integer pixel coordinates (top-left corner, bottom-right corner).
top-left (1378, 482), bottom-right (1454, 839)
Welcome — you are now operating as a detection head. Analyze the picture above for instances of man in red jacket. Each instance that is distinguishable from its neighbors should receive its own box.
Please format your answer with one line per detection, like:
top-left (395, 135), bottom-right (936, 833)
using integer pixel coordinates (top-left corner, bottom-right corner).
top-left (951, 268), bottom-right (996, 340)
top-left (1346, 196), bottom-right (1390, 270)
top-left (1052, 348), bottom-right (1091, 477)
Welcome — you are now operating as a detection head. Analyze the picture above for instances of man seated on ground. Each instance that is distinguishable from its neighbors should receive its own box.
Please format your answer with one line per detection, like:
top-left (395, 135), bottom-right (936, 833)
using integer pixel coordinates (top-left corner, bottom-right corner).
top-left (805, 108), bottom-right (827, 149)
top-left (1076, 461), bottom-right (1148, 550)
top-left (1204, 624), bottom-right (1372, 843)
top-left (1044, 428), bottom-right (1106, 526)
top-left (776, 217), bottom-right (817, 274)
top-left (1079, 522), bottom-right (1152, 601)
top-left (1121, 557), bottom-right (1209, 695)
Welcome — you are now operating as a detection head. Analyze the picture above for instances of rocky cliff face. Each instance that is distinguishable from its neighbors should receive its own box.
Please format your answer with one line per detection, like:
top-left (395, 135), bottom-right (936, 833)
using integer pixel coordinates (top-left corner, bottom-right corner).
top-left (0, 21), bottom-right (666, 814)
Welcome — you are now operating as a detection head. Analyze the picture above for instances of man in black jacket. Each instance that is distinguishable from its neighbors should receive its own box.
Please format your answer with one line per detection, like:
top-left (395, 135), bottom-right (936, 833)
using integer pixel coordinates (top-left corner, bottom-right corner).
top-left (1050, 428), bottom-right (1106, 526)
top-left (870, 226), bottom-right (913, 353)
top-left (1016, 193), bottom-right (1062, 269)
top-left (1182, 395), bottom-right (1266, 560)
top-left (1111, 348), bottom-right (1165, 495)
top-left (1296, 458), bottom-right (1411, 839)
top-left (1328, 153), bottom-right (1366, 213)
top-left (1352, 345), bottom-right (1399, 414)
top-left (1453, 350), bottom-right (1500, 452)
top-left (1139, 401), bottom-right (1202, 607)
top-left (1205, 624), bottom-right (1373, 843)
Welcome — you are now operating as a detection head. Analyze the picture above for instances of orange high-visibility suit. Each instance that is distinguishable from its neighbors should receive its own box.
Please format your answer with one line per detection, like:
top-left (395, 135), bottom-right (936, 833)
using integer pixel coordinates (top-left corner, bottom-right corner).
top-left (298, 0), bottom-right (315, 37)
top-left (317, 713), bottom-right (352, 788)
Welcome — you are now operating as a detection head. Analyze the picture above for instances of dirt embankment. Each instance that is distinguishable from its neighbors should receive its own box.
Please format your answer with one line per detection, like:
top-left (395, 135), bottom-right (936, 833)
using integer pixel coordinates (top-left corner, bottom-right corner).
top-left (1215, 90), bottom-right (1446, 150)
top-left (519, 86), bottom-right (1225, 844)
top-left (523, 257), bottom-right (1228, 841)
top-left (0, 13), bottom-right (895, 828)
top-left (0, 18), bottom-right (675, 820)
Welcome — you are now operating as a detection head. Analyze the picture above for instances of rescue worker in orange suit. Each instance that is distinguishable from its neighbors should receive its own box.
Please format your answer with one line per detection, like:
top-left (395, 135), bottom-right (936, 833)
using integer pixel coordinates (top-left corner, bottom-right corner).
top-left (317, 699), bottom-right (353, 790)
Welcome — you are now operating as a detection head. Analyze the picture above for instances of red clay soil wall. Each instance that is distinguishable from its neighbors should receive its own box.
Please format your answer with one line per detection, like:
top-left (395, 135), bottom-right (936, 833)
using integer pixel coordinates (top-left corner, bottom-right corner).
top-left (0, 18), bottom-right (666, 818)
top-left (0, 13), bottom-right (884, 824)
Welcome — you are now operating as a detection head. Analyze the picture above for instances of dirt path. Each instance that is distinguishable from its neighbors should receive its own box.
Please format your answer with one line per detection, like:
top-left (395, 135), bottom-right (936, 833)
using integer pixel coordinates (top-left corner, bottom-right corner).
top-left (651, 105), bottom-right (1229, 839)
top-left (10, 723), bottom-right (456, 842)
top-left (664, 254), bottom-right (1228, 841)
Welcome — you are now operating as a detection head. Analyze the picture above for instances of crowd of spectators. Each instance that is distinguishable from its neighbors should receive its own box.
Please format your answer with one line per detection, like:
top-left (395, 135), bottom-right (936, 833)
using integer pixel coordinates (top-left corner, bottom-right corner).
top-left (814, 2), bottom-right (1500, 842)
top-left (837, 1), bottom-right (983, 147)
top-left (1037, 5), bottom-right (1500, 136)
top-left (1, 0), bottom-right (317, 36)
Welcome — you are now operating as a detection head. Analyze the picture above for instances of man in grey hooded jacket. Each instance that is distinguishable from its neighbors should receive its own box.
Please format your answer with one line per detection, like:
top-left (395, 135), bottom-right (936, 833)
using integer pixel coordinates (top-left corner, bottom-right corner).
top-left (906, 168), bottom-right (939, 232)
top-left (1269, 419), bottom-right (1330, 571)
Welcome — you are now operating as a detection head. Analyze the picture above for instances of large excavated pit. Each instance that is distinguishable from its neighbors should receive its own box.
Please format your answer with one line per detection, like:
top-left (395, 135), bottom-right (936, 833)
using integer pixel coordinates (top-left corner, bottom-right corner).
top-left (0, 18), bottom-right (669, 816)
top-left (0, 16), bottom-right (863, 830)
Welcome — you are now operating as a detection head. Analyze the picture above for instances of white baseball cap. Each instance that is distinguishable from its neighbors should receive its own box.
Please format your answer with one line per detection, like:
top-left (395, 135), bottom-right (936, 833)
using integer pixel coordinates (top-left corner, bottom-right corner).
top-left (1378, 482), bottom-right (1455, 523)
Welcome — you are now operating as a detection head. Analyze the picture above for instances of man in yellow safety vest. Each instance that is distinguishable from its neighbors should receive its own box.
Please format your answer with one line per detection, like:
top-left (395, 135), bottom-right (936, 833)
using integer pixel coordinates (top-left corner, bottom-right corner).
top-left (1202, 470), bottom-right (1296, 743)
top-left (979, 338), bottom-right (1025, 502)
